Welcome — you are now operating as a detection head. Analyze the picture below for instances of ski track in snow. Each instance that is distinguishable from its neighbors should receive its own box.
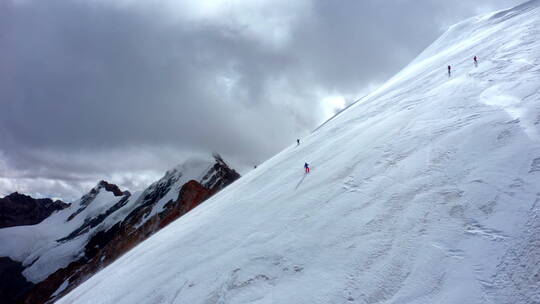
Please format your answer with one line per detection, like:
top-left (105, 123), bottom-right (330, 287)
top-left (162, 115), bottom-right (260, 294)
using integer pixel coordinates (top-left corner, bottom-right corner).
top-left (57, 2), bottom-right (540, 304)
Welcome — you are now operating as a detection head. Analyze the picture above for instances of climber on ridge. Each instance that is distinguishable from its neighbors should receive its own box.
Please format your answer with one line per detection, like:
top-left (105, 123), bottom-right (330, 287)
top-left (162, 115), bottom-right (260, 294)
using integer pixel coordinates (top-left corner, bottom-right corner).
top-left (447, 65), bottom-right (452, 77)
top-left (474, 56), bottom-right (478, 67)
top-left (304, 162), bottom-right (310, 174)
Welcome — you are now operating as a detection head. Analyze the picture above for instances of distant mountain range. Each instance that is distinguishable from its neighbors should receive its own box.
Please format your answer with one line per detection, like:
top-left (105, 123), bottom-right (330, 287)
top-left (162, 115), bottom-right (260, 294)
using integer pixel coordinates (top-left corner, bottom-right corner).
top-left (0, 192), bottom-right (69, 229)
top-left (0, 154), bottom-right (239, 304)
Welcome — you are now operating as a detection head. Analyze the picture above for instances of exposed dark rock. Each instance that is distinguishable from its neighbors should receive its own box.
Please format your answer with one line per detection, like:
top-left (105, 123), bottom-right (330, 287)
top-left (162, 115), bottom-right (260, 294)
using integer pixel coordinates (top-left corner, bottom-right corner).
top-left (0, 257), bottom-right (34, 304)
top-left (0, 193), bottom-right (69, 228)
top-left (97, 180), bottom-right (130, 197)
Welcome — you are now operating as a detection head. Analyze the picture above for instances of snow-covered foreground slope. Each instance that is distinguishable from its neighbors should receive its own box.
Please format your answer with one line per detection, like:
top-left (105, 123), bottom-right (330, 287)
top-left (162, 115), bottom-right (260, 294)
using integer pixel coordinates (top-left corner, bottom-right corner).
top-left (59, 2), bottom-right (540, 304)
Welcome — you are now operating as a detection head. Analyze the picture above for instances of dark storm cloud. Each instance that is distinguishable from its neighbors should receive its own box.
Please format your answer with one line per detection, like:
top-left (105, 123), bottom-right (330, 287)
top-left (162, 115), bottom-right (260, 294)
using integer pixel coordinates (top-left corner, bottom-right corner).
top-left (0, 0), bottom-right (522, 200)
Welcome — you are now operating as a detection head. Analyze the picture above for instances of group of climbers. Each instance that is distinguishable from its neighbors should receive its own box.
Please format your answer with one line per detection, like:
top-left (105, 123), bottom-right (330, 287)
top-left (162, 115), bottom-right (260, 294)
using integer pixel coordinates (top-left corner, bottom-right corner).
top-left (294, 139), bottom-right (310, 173)
top-left (253, 138), bottom-right (311, 174)
top-left (276, 57), bottom-right (482, 175)
top-left (296, 139), bottom-right (310, 173)
top-left (448, 56), bottom-right (479, 77)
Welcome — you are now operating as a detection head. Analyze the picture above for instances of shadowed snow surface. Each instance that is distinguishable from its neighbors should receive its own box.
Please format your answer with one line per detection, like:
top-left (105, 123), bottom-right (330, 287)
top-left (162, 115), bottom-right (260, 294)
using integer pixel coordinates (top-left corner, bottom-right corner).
top-left (58, 2), bottom-right (540, 304)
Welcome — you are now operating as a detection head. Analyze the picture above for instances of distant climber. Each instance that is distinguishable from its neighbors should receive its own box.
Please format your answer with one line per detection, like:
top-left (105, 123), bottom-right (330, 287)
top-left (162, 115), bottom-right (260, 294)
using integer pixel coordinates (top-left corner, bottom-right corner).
top-left (447, 65), bottom-right (452, 77)
top-left (297, 139), bottom-right (300, 145)
top-left (304, 162), bottom-right (310, 174)
top-left (474, 56), bottom-right (478, 67)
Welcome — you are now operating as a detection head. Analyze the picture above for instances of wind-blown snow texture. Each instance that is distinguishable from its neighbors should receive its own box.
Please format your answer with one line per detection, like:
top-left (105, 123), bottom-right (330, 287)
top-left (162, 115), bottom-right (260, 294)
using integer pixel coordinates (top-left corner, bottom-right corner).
top-left (59, 3), bottom-right (540, 304)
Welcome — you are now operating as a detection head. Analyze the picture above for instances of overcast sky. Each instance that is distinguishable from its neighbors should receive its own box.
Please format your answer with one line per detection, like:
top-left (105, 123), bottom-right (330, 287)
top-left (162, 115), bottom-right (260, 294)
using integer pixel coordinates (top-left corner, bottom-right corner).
top-left (0, 0), bottom-right (523, 200)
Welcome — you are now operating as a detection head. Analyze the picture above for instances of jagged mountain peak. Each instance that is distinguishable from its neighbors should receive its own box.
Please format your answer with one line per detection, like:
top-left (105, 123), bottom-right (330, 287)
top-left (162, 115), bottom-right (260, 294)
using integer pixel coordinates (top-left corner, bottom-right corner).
top-left (0, 193), bottom-right (68, 228)
top-left (4, 192), bottom-right (64, 204)
top-left (66, 180), bottom-right (131, 222)
top-left (5, 191), bottom-right (29, 199)
top-left (0, 154), bottom-right (241, 304)
top-left (81, 180), bottom-right (129, 203)
top-left (96, 180), bottom-right (131, 197)
top-left (160, 154), bottom-right (239, 189)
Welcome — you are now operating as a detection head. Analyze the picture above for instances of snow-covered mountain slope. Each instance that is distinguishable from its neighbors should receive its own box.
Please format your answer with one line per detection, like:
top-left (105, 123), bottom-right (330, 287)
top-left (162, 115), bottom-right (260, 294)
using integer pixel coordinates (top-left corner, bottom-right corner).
top-left (0, 181), bottom-right (131, 283)
top-left (59, 2), bottom-right (540, 304)
top-left (0, 155), bottom-right (239, 303)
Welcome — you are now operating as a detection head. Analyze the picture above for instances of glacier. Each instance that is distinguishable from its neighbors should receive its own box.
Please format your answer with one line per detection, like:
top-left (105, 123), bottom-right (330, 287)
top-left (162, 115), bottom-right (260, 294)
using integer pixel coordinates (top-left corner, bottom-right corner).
top-left (58, 2), bottom-right (540, 304)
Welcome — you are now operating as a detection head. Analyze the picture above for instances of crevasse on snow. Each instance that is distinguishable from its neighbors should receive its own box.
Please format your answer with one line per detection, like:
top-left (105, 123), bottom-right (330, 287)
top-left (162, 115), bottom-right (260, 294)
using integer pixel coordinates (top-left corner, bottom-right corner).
top-left (59, 2), bottom-right (540, 304)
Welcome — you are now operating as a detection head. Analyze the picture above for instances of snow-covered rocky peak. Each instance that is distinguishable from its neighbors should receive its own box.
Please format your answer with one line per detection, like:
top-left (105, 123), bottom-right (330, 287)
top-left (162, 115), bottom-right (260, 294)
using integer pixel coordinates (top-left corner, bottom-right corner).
top-left (66, 180), bottom-right (130, 222)
top-left (0, 155), bottom-right (240, 303)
